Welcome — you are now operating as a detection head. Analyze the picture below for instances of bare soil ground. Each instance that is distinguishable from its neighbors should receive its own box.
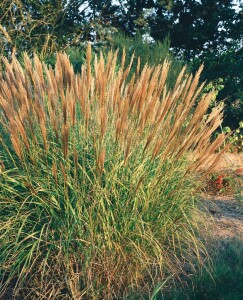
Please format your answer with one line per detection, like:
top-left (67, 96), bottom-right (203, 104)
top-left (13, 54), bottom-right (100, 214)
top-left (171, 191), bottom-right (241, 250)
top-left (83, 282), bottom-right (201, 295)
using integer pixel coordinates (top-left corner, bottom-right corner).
top-left (201, 196), bottom-right (243, 240)
top-left (215, 152), bottom-right (243, 171)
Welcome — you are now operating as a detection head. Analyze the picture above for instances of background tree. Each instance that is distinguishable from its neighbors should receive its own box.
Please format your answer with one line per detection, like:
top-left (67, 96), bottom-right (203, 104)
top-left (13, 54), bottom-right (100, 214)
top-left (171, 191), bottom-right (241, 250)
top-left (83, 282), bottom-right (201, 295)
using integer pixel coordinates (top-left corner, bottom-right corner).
top-left (111, 0), bottom-right (173, 36)
top-left (192, 45), bottom-right (243, 129)
top-left (0, 0), bottom-right (91, 57)
top-left (147, 0), bottom-right (242, 129)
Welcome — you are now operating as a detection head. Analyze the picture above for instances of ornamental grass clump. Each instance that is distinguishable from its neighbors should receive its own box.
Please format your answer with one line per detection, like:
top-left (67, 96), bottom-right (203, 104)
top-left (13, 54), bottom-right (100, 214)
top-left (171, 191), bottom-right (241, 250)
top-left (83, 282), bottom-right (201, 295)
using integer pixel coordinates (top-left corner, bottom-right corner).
top-left (0, 45), bottom-right (229, 299)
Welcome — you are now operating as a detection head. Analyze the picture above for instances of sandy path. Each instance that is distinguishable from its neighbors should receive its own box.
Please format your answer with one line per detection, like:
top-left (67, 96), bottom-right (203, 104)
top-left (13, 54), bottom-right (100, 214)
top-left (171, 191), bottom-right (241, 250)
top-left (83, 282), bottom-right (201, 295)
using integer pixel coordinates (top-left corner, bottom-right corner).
top-left (202, 196), bottom-right (243, 241)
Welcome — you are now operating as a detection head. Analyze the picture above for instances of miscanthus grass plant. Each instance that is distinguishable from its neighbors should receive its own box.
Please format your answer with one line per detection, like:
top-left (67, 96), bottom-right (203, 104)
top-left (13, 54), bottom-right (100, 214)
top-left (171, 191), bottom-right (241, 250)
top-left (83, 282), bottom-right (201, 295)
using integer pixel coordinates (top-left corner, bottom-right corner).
top-left (0, 45), bottom-right (229, 299)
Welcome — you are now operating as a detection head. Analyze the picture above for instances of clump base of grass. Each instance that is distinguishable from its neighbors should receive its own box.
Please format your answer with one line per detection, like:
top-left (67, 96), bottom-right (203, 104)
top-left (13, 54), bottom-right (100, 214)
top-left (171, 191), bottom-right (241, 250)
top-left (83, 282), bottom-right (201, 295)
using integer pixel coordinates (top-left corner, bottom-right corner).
top-left (0, 45), bottom-right (229, 299)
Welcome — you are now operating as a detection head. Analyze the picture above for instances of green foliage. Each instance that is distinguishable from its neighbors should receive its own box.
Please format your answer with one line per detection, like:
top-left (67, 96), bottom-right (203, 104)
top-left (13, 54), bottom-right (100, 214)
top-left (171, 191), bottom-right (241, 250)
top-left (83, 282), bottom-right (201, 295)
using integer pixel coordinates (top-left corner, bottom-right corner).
top-left (0, 47), bottom-right (227, 299)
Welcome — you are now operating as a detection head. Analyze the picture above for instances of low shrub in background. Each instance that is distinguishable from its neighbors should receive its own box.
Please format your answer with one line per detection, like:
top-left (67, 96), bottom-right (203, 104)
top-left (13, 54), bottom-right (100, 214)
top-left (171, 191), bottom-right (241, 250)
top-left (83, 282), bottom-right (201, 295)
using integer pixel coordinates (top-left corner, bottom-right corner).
top-left (110, 33), bottom-right (187, 87)
top-left (206, 170), bottom-right (243, 196)
top-left (0, 44), bottom-right (228, 299)
top-left (222, 121), bottom-right (243, 153)
top-left (41, 33), bottom-right (187, 89)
